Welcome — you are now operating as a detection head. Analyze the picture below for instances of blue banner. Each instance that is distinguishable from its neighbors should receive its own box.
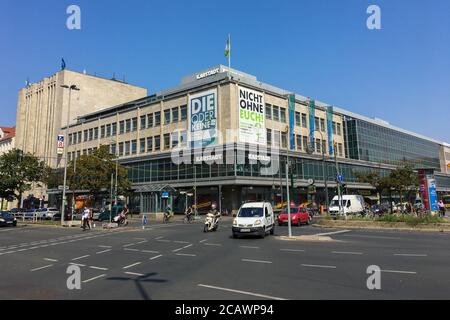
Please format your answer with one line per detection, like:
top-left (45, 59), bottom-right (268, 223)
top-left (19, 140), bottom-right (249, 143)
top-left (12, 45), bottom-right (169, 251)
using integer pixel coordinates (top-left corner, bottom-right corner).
top-left (308, 100), bottom-right (315, 148)
top-left (428, 178), bottom-right (438, 211)
top-left (327, 106), bottom-right (333, 156)
top-left (288, 94), bottom-right (295, 150)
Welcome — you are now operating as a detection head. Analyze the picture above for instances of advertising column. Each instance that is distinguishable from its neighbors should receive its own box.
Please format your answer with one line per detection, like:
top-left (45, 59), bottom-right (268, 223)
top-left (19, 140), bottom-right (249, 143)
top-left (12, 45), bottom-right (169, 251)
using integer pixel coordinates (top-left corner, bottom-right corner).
top-left (418, 170), bottom-right (430, 210)
top-left (418, 169), bottom-right (438, 212)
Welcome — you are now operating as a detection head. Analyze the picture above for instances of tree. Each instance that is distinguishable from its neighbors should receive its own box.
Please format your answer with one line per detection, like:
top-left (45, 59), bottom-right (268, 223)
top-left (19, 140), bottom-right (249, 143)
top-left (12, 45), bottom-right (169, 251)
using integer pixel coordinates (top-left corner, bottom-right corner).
top-left (0, 149), bottom-right (48, 208)
top-left (67, 145), bottom-right (131, 203)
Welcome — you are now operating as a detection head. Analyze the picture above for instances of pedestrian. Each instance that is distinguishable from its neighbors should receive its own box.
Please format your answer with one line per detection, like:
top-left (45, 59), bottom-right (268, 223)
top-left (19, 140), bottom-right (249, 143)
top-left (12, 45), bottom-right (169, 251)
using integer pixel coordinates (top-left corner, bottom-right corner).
top-left (82, 207), bottom-right (90, 230)
top-left (123, 204), bottom-right (129, 225)
top-left (437, 200), bottom-right (446, 218)
top-left (89, 208), bottom-right (94, 228)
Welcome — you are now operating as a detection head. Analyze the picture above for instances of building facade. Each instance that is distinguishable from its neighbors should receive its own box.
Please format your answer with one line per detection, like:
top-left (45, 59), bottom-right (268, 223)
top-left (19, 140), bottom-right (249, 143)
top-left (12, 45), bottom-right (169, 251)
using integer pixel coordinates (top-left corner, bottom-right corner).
top-left (61, 65), bottom-right (450, 214)
top-left (0, 126), bottom-right (15, 155)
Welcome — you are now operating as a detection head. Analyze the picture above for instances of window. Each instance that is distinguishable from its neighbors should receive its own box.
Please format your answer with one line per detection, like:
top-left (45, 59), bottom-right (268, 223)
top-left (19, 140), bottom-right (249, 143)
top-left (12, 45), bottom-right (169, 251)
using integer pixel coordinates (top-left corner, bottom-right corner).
top-left (106, 124), bottom-right (111, 137)
top-left (274, 130), bottom-right (280, 147)
top-left (131, 139), bottom-right (137, 155)
top-left (172, 107), bottom-right (179, 123)
top-left (119, 142), bottom-right (124, 156)
top-left (73, 133), bottom-right (77, 145)
top-left (180, 130), bottom-right (187, 146)
top-left (69, 133), bottom-right (73, 145)
top-left (140, 115), bottom-right (146, 130)
top-left (110, 143), bottom-right (116, 156)
top-left (171, 132), bottom-right (178, 148)
top-left (295, 112), bottom-right (301, 127)
top-left (281, 132), bottom-right (287, 149)
top-left (112, 123), bottom-right (117, 136)
top-left (315, 138), bottom-right (321, 153)
top-left (163, 133), bottom-right (170, 149)
top-left (100, 126), bottom-right (105, 138)
top-left (301, 113), bottom-right (307, 128)
top-left (266, 129), bottom-right (272, 146)
top-left (314, 117), bottom-right (319, 131)
top-left (76, 150), bottom-right (81, 158)
top-left (125, 141), bottom-right (130, 155)
top-left (94, 127), bottom-right (98, 140)
top-left (155, 111), bottom-right (161, 126)
top-left (147, 137), bottom-right (153, 152)
top-left (119, 121), bottom-right (125, 134)
top-left (320, 118), bottom-right (325, 132)
top-left (125, 119), bottom-right (131, 133)
top-left (77, 132), bottom-right (82, 143)
top-left (132, 117), bottom-right (137, 132)
top-left (336, 123), bottom-right (342, 136)
top-left (338, 143), bottom-right (343, 157)
top-left (322, 139), bottom-right (326, 153)
top-left (164, 110), bottom-right (171, 125)
top-left (84, 130), bottom-right (88, 142)
top-left (180, 105), bottom-right (187, 121)
top-left (280, 107), bottom-right (286, 123)
top-left (265, 104), bottom-right (272, 120)
top-left (88, 128), bottom-right (93, 141)
top-left (302, 136), bottom-right (308, 151)
top-left (154, 135), bottom-right (161, 150)
top-left (147, 113), bottom-right (153, 128)
top-left (332, 121), bottom-right (337, 135)
top-left (296, 135), bottom-right (302, 150)
top-left (273, 106), bottom-right (279, 121)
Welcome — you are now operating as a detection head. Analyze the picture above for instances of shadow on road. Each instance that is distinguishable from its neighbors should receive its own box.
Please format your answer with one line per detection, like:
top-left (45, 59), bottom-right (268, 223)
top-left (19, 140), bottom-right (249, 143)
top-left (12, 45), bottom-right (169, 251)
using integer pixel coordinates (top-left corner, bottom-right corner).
top-left (106, 272), bottom-right (168, 300)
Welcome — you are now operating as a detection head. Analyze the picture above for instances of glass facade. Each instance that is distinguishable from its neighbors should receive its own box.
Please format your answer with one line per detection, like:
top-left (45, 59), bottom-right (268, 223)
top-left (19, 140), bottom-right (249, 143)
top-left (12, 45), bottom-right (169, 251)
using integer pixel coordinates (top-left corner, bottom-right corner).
top-left (345, 118), bottom-right (441, 170)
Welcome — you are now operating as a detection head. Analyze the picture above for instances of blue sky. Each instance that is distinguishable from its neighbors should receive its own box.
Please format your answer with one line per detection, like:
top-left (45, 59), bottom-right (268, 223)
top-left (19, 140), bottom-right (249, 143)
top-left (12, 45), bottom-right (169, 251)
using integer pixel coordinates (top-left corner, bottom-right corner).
top-left (1, 0), bottom-right (449, 142)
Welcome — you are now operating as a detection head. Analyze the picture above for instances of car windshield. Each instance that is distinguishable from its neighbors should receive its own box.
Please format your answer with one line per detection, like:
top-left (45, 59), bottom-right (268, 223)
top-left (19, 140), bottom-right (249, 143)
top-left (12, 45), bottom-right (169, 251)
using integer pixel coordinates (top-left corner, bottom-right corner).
top-left (281, 208), bottom-right (299, 214)
top-left (330, 200), bottom-right (347, 207)
top-left (238, 207), bottom-right (263, 217)
top-left (0, 212), bottom-right (12, 218)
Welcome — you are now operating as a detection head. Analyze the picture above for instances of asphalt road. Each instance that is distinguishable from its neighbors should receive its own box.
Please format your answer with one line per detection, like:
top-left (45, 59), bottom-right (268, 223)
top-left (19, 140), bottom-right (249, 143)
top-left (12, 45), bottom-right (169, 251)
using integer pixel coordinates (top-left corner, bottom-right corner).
top-left (1, 217), bottom-right (450, 300)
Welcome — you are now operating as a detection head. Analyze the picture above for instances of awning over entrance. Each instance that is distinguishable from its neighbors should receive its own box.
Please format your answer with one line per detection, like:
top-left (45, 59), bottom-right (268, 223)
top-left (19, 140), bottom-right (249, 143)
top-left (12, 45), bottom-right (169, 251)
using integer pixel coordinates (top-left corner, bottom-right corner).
top-left (133, 183), bottom-right (176, 193)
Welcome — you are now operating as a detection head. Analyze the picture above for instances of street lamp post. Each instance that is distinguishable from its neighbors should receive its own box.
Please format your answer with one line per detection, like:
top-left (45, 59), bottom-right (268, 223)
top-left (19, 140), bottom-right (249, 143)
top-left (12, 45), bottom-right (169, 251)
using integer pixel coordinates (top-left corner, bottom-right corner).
top-left (60, 84), bottom-right (80, 226)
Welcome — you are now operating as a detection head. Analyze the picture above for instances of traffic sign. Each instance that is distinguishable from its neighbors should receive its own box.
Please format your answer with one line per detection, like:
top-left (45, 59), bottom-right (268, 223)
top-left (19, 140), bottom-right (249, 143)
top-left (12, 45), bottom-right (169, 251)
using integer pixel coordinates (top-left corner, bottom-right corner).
top-left (337, 174), bottom-right (343, 183)
top-left (58, 185), bottom-right (69, 190)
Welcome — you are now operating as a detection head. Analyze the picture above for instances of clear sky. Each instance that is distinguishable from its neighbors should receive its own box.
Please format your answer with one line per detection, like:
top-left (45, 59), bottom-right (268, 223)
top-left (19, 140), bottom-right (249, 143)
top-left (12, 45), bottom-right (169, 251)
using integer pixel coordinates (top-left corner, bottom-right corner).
top-left (1, 0), bottom-right (449, 142)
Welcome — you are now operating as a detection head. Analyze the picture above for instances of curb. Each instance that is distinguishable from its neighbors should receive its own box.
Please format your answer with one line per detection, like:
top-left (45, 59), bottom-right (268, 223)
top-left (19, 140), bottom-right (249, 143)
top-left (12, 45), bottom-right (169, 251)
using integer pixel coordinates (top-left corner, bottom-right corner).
top-left (314, 222), bottom-right (450, 233)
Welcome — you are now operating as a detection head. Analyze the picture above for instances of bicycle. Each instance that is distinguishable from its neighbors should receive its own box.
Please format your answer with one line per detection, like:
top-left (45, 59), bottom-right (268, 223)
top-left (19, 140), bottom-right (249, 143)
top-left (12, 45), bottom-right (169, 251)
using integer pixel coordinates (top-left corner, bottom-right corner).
top-left (183, 213), bottom-right (194, 224)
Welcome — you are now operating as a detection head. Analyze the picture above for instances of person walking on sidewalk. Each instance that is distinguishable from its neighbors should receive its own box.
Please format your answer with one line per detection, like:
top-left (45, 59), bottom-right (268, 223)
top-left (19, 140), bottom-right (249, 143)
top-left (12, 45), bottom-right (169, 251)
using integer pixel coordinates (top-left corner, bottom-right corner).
top-left (82, 207), bottom-right (91, 230)
top-left (438, 200), bottom-right (446, 218)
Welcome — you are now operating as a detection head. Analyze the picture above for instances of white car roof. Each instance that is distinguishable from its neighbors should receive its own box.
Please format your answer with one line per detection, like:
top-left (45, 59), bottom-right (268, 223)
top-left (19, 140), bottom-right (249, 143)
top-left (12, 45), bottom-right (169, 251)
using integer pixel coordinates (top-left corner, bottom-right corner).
top-left (241, 202), bottom-right (269, 208)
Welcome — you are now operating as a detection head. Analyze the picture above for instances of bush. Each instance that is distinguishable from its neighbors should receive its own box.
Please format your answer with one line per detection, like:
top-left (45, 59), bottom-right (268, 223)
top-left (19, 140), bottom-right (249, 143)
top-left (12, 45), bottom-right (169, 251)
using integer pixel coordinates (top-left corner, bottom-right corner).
top-left (376, 214), bottom-right (445, 226)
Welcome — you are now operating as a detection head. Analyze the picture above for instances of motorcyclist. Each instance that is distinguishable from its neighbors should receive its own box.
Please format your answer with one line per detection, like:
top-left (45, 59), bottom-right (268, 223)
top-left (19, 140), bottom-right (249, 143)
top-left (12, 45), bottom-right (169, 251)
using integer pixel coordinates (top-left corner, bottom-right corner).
top-left (185, 206), bottom-right (193, 222)
top-left (209, 203), bottom-right (221, 225)
top-left (164, 205), bottom-right (173, 221)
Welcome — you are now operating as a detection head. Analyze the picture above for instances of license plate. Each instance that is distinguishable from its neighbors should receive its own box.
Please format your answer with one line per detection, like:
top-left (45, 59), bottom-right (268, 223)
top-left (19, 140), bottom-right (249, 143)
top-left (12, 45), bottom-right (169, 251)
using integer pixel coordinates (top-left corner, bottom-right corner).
top-left (240, 228), bottom-right (250, 232)
top-left (6, 221), bottom-right (12, 224)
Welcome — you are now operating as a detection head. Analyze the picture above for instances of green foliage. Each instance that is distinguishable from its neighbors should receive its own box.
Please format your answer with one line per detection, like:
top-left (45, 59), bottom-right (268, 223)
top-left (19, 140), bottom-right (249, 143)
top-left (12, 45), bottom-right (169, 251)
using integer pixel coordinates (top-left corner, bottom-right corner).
top-left (0, 149), bottom-right (47, 202)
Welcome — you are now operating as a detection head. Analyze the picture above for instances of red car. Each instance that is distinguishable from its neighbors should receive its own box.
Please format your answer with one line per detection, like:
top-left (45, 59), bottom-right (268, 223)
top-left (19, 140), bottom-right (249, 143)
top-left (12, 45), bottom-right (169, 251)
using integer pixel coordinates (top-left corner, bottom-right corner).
top-left (278, 206), bottom-right (311, 226)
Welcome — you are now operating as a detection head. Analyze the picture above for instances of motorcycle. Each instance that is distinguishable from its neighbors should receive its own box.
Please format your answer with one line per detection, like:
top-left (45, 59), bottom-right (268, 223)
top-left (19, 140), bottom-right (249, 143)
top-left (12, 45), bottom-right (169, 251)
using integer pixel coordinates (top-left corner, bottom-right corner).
top-left (203, 212), bottom-right (220, 232)
top-left (113, 212), bottom-right (127, 226)
top-left (163, 210), bottom-right (173, 223)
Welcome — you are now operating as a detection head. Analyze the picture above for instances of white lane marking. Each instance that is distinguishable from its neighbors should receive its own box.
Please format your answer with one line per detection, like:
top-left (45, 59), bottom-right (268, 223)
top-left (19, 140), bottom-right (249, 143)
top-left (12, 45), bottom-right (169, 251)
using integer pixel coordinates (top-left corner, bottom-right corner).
top-left (156, 239), bottom-right (170, 243)
top-left (239, 246), bottom-right (259, 249)
top-left (176, 253), bottom-right (197, 257)
top-left (241, 259), bottom-right (272, 264)
top-left (125, 272), bottom-right (144, 277)
top-left (172, 244), bottom-right (193, 252)
top-left (44, 258), bottom-right (59, 262)
top-left (71, 255), bottom-right (90, 261)
top-left (98, 245), bottom-right (112, 248)
top-left (174, 241), bottom-right (189, 244)
top-left (69, 263), bottom-right (86, 267)
top-left (124, 248), bottom-right (139, 252)
top-left (313, 230), bottom-right (351, 236)
top-left (381, 269), bottom-right (417, 274)
top-left (122, 243), bottom-right (136, 247)
top-left (301, 264), bottom-right (337, 269)
top-left (30, 264), bottom-right (53, 272)
top-left (280, 249), bottom-right (305, 252)
top-left (199, 239), bottom-right (207, 243)
top-left (82, 274), bottom-right (106, 283)
top-left (142, 250), bottom-right (160, 254)
top-left (123, 262), bottom-right (142, 269)
top-left (149, 254), bottom-right (163, 260)
top-left (96, 249), bottom-right (112, 254)
top-left (203, 243), bottom-right (222, 246)
top-left (342, 234), bottom-right (401, 240)
top-left (155, 236), bottom-right (164, 240)
top-left (16, 248), bottom-right (27, 252)
top-left (89, 266), bottom-right (109, 271)
top-left (394, 253), bottom-right (427, 257)
top-left (198, 284), bottom-right (287, 300)
top-left (136, 240), bottom-right (148, 244)
top-left (332, 251), bottom-right (363, 255)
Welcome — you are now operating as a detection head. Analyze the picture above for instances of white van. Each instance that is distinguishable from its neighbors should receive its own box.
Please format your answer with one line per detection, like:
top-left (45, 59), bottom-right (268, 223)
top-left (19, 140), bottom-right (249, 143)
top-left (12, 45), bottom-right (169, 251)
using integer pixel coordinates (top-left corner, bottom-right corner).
top-left (328, 195), bottom-right (365, 216)
top-left (232, 202), bottom-right (275, 238)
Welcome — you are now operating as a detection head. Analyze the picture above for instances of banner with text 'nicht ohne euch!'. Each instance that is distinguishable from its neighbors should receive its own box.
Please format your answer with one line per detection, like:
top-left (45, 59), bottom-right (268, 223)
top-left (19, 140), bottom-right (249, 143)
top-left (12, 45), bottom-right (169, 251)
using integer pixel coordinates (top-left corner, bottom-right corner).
top-left (189, 89), bottom-right (218, 148)
top-left (238, 86), bottom-right (266, 144)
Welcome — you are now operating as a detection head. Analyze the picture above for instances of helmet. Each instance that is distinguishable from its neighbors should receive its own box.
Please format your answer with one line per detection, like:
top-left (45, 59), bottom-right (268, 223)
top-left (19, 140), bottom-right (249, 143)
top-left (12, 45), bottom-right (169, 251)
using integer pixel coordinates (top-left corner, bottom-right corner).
top-left (211, 202), bottom-right (217, 210)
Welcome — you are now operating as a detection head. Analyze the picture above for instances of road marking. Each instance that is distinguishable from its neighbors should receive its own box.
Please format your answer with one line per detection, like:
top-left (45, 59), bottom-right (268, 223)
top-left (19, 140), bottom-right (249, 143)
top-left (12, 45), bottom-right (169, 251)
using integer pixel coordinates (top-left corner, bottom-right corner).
top-left (71, 255), bottom-right (90, 261)
top-left (134, 238), bottom-right (146, 240)
top-left (314, 230), bottom-right (351, 236)
top-left (332, 251), bottom-right (363, 255)
top-left (30, 264), bottom-right (53, 272)
top-left (125, 272), bottom-right (144, 277)
top-left (82, 274), bottom-right (106, 283)
top-left (142, 250), bottom-right (160, 254)
top-left (342, 234), bottom-right (401, 240)
top-left (280, 249), bottom-right (305, 252)
top-left (172, 244), bottom-right (193, 252)
top-left (239, 246), bottom-right (259, 249)
top-left (203, 243), bottom-right (222, 246)
top-left (199, 239), bottom-right (207, 243)
top-left (301, 264), bottom-right (337, 269)
top-left (174, 240), bottom-right (190, 244)
top-left (155, 236), bottom-right (164, 240)
top-left (44, 258), bottom-right (59, 262)
top-left (69, 263), bottom-right (86, 267)
top-left (124, 248), bottom-right (139, 252)
top-left (157, 239), bottom-right (170, 243)
top-left (198, 284), bottom-right (287, 300)
top-left (122, 243), bottom-right (136, 247)
top-left (96, 249), bottom-right (112, 254)
top-left (176, 253), bottom-right (197, 257)
top-left (16, 248), bottom-right (27, 252)
top-left (381, 269), bottom-right (417, 274)
top-left (89, 266), bottom-right (109, 271)
top-left (98, 245), bottom-right (112, 248)
top-left (123, 262), bottom-right (142, 269)
top-left (150, 254), bottom-right (163, 260)
top-left (394, 253), bottom-right (427, 257)
top-left (241, 259), bottom-right (272, 264)
top-left (136, 240), bottom-right (148, 244)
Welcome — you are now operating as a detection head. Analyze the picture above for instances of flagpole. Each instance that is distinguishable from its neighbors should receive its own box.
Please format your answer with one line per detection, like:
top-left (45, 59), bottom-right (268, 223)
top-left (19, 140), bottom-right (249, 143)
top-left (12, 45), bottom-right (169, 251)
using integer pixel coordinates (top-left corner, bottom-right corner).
top-left (228, 34), bottom-right (231, 71)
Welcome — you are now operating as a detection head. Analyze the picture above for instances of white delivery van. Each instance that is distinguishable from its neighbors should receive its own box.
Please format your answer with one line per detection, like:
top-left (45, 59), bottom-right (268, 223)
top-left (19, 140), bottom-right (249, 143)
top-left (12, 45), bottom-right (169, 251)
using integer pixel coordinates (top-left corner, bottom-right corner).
top-left (328, 195), bottom-right (365, 216)
top-left (232, 202), bottom-right (275, 238)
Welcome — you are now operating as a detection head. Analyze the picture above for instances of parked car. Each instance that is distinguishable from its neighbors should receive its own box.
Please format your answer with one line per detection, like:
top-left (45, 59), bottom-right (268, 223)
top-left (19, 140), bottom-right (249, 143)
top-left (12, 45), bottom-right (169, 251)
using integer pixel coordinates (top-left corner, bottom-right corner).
top-left (40, 207), bottom-right (60, 220)
top-left (278, 206), bottom-right (312, 226)
top-left (328, 195), bottom-right (365, 217)
top-left (0, 211), bottom-right (17, 227)
top-left (232, 202), bottom-right (275, 238)
top-left (98, 205), bottom-right (123, 222)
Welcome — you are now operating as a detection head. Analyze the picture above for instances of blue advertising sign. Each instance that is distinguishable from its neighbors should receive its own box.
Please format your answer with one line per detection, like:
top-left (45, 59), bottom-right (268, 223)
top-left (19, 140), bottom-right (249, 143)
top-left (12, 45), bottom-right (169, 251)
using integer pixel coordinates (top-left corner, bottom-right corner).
top-left (327, 106), bottom-right (333, 156)
top-left (161, 191), bottom-right (169, 198)
top-left (427, 178), bottom-right (438, 211)
top-left (308, 100), bottom-right (315, 147)
top-left (189, 88), bottom-right (217, 148)
top-left (288, 94), bottom-right (295, 150)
